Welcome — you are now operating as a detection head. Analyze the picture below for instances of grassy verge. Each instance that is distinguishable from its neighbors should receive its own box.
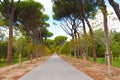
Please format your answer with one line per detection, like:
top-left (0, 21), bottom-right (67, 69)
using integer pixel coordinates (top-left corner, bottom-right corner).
top-left (113, 59), bottom-right (120, 68)
top-left (0, 58), bottom-right (28, 68)
top-left (90, 57), bottom-right (120, 68)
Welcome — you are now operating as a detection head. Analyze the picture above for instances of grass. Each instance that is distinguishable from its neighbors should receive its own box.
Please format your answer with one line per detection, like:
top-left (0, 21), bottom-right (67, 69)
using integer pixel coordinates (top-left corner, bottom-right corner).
top-left (0, 58), bottom-right (28, 68)
top-left (113, 59), bottom-right (120, 68)
top-left (90, 57), bottom-right (105, 64)
top-left (90, 57), bottom-right (120, 68)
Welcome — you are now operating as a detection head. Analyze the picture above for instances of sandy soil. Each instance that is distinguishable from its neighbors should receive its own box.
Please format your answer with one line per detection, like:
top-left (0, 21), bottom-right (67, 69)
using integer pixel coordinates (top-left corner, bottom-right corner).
top-left (61, 55), bottom-right (120, 80)
top-left (0, 55), bottom-right (120, 80)
top-left (0, 55), bottom-right (50, 80)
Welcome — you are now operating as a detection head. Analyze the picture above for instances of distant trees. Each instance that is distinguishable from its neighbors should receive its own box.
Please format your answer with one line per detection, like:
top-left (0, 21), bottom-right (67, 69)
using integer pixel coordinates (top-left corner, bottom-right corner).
top-left (60, 41), bottom-right (73, 56)
top-left (0, 41), bottom-right (7, 62)
top-left (54, 36), bottom-right (67, 47)
top-left (44, 35), bottom-right (68, 53)
top-left (111, 32), bottom-right (120, 59)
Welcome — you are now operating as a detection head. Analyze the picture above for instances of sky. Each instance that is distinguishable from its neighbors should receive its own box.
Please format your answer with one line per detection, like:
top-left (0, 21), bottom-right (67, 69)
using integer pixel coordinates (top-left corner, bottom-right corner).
top-left (36, 0), bottom-right (120, 40)
top-left (36, 0), bottom-right (72, 40)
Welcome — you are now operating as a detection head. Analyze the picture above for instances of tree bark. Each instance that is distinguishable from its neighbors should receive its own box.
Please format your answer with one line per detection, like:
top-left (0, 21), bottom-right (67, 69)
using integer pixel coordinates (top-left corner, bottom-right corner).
top-left (108, 0), bottom-right (120, 21)
top-left (98, 0), bottom-right (112, 76)
top-left (1, 0), bottom-right (20, 65)
top-left (77, 32), bottom-right (83, 59)
top-left (101, 7), bottom-right (111, 66)
top-left (72, 35), bottom-right (77, 57)
top-left (7, 17), bottom-right (13, 65)
top-left (82, 19), bottom-right (89, 61)
top-left (80, 0), bottom-right (96, 62)
top-left (84, 17), bottom-right (97, 62)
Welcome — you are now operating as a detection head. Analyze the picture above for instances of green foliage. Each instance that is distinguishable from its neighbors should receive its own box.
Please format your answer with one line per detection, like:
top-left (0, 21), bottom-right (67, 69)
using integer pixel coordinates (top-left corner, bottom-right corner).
top-left (54, 36), bottom-right (67, 47)
top-left (60, 41), bottom-right (73, 56)
top-left (0, 41), bottom-right (8, 59)
top-left (15, 0), bottom-right (51, 43)
top-left (110, 32), bottom-right (120, 58)
top-left (94, 29), bottom-right (106, 57)
top-left (113, 32), bottom-right (120, 44)
top-left (53, 0), bottom-right (79, 20)
top-left (41, 44), bottom-right (51, 55)
top-left (55, 46), bottom-right (61, 53)
top-left (96, 44), bottom-right (106, 57)
top-left (26, 40), bottom-right (34, 55)
top-left (45, 39), bottom-right (55, 51)
top-left (41, 27), bottom-right (53, 39)
top-left (13, 37), bottom-right (27, 59)
top-left (0, 13), bottom-right (6, 26)
top-left (53, 0), bottom-right (97, 20)
top-left (44, 36), bottom-right (67, 53)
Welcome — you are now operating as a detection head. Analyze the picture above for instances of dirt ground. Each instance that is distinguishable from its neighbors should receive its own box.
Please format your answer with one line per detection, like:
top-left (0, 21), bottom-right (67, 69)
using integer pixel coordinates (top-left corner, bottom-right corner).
top-left (61, 55), bottom-right (120, 80)
top-left (0, 55), bottom-right (50, 80)
top-left (0, 55), bottom-right (120, 80)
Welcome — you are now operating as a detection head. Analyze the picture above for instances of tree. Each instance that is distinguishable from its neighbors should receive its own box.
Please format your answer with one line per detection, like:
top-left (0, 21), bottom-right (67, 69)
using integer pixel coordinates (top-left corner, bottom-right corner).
top-left (41, 27), bottom-right (53, 43)
top-left (112, 32), bottom-right (120, 59)
top-left (0, 0), bottom-right (20, 65)
top-left (14, 0), bottom-right (52, 59)
top-left (0, 12), bottom-right (5, 26)
top-left (45, 39), bottom-right (55, 51)
top-left (79, 0), bottom-right (97, 62)
top-left (0, 41), bottom-right (7, 62)
top-left (60, 41), bottom-right (73, 56)
top-left (53, 0), bottom-right (84, 57)
top-left (97, 0), bottom-right (112, 76)
top-left (82, 19), bottom-right (89, 60)
top-left (113, 32), bottom-right (120, 44)
top-left (108, 0), bottom-right (120, 20)
top-left (13, 36), bottom-right (27, 58)
top-left (54, 36), bottom-right (67, 47)
top-left (94, 29), bottom-right (106, 57)
top-left (53, 0), bottom-right (98, 61)
top-left (15, 0), bottom-right (43, 40)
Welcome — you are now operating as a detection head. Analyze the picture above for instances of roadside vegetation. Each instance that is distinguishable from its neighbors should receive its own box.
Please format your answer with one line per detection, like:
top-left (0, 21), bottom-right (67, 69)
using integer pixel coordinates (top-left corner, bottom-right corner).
top-left (0, 0), bottom-right (120, 79)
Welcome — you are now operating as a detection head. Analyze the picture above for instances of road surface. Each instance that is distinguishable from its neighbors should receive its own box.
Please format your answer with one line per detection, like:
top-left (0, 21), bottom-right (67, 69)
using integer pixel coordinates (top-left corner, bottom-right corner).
top-left (19, 54), bottom-right (93, 80)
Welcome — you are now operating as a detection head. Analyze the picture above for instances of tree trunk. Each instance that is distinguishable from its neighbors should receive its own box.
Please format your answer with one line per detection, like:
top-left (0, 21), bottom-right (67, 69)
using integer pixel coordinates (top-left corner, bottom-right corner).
top-left (99, 2), bottom-right (112, 76)
top-left (84, 17), bottom-right (97, 62)
top-left (74, 32), bottom-right (79, 58)
top-left (80, 0), bottom-right (96, 62)
top-left (72, 35), bottom-right (77, 57)
top-left (82, 19), bottom-right (89, 61)
top-left (108, 0), bottom-right (120, 21)
top-left (7, 17), bottom-right (13, 65)
top-left (77, 33), bottom-right (83, 59)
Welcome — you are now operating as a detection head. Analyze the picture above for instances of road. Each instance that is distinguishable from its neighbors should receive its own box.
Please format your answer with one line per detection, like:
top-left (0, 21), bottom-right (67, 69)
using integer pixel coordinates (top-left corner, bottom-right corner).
top-left (19, 54), bottom-right (93, 80)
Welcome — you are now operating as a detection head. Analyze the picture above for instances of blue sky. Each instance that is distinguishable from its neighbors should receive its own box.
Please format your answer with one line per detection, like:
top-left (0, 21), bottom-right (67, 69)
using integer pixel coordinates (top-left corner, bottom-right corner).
top-left (106, 0), bottom-right (120, 6)
top-left (37, 0), bottom-right (120, 40)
